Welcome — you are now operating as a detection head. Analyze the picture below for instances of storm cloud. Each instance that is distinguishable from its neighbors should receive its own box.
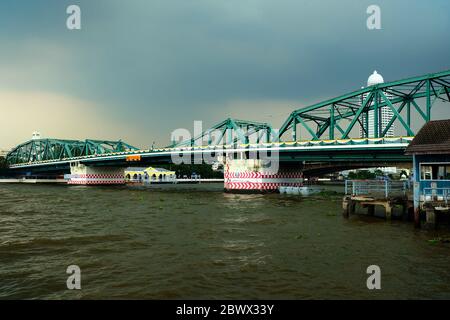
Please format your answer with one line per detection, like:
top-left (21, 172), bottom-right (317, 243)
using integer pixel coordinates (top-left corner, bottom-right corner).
top-left (1, 0), bottom-right (449, 148)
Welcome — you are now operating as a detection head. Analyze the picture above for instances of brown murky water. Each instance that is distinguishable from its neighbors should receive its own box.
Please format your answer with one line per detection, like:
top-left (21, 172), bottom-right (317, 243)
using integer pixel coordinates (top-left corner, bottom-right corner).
top-left (0, 183), bottom-right (449, 299)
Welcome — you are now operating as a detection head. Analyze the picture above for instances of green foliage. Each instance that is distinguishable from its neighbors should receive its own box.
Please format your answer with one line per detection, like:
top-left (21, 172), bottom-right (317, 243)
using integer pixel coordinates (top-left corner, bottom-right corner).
top-left (0, 156), bottom-right (9, 177)
top-left (428, 237), bottom-right (450, 244)
top-left (0, 156), bottom-right (6, 169)
top-left (374, 169), bottom-right (384, 177)
top-left (316, 190), bottom-right (341, 197)
top-left (347, 170), bottom-right (376, 180)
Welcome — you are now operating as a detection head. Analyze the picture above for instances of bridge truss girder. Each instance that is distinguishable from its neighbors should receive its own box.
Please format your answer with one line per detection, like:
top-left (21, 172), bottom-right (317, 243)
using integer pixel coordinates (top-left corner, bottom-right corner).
top-left (279, 70), bottom-right (450, 141)
top-left (6, 139), bottom-right (138, 166)
top-left (169, 118), bottom-right (275, 148)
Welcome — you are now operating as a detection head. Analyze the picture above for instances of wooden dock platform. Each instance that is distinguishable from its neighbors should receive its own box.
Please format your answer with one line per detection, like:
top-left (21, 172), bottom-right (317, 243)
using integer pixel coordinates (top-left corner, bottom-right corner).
top-left (343, 179), bottom-right (413, 221)
top-left (342, 195), bottom-right (413, 220)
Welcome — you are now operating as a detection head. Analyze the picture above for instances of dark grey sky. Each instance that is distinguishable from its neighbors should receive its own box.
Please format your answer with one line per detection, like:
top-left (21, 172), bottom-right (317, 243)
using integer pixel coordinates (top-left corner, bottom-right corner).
top-left (1, 0), bottom-right (449, 148)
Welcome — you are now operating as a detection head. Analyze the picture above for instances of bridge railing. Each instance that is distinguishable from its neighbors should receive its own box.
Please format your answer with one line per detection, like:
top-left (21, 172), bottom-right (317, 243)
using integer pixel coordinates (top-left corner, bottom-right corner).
top-left (169, 136), bottom-right (413, 151)
top-left (345, 179), bottom-right (411, 198)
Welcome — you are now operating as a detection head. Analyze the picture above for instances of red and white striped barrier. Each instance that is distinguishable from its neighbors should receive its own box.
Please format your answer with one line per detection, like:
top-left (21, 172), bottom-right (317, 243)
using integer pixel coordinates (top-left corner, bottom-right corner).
top-left (224, 171), bottom-right (303, 179)
top-left (66, 164), bottom-right (125, 185)
top-left (224, 161), bottom-right (303, 191)
top-left (67, 173), bottom-right (125, 185)
top-left (225, 182), bottom-right (303, 190)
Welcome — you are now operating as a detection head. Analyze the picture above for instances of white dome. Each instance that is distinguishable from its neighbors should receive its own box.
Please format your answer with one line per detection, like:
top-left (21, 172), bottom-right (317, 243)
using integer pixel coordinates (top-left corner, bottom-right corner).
top-left (367, 70), bottom-right (384, 86)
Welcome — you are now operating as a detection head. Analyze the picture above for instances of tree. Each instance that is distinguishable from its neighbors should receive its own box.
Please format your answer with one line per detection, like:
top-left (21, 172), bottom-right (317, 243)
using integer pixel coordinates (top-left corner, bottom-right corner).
top-left (0, 156), bottom-right (8, 177)
top-left (374, 169), bottom-right (384, 177)
top-left (347, 170), bottom-right (375, 180)
top-left (0, 156), bottom-right (6, 169)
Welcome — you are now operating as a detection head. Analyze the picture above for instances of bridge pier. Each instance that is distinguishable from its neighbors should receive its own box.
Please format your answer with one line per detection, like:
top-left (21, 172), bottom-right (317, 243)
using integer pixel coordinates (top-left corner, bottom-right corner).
top-left (224, 159), bottom-right (303, 192)
top-left (66, 162), bottom-right (125, 185)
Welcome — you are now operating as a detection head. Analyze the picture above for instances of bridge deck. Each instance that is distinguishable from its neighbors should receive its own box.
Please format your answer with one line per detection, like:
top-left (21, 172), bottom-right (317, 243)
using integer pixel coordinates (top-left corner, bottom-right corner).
top-left (8, 137), bottom-right (413, 169)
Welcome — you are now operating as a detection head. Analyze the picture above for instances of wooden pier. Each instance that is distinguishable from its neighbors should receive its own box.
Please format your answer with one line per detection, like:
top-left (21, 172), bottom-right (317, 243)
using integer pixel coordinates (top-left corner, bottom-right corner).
top-left (342, 180), bottom-right (413, 220)
top-left (343, 194), bottom-right (413, 220)
top-left (420, 198), bottom-right (450, 229)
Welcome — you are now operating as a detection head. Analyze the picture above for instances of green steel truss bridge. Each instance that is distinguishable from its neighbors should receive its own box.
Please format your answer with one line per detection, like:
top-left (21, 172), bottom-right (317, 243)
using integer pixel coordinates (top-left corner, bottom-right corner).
top-left (277, 69), bottom-right (450, 141)
top-left (7, 139), bottom-right (138, 167)
top-left (168, 118), bottom-right (275, 147)
top-left (6, 70), bottom-right (450, 172)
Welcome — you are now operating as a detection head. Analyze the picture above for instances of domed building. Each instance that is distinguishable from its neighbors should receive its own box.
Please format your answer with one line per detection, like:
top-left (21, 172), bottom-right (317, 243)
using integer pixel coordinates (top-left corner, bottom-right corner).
top-left (360, 71), bottom-right (394, 138)
top-left (367, 70), bottom-right (384, 86)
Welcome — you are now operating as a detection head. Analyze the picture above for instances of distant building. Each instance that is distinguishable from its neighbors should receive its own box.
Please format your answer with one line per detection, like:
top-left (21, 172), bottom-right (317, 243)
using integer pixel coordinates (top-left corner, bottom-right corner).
top-left (125, 167), bottom-right (176, 183)
top-left (31, 131), bottom-right (41, 140)
top-left (405, 119), bottom-right (450, 228)
top-left (360, 71), bottom-right (394, 138)
top-left (0, 149), bottom-right (9, 157)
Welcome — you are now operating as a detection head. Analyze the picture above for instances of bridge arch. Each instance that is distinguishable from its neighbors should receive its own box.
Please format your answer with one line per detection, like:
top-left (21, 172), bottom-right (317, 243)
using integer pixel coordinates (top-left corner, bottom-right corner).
top-left (278, 70), bottom-right (450, 141)
top-left (169, 118), bottom-right (275, 148)
top-left (6, 139), bottom-right (138, 166)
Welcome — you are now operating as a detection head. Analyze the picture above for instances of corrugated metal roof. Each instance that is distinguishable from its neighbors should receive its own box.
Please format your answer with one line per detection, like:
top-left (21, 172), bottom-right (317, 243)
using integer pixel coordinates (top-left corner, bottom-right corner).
top-left (153, 167), bottom-right (173, 172)
top-left (405, 120), bottom-right (450, 155)
top-left (124, 167), bottom-right (148, 171)
top-left (125, 167), bottom-right (175, 173)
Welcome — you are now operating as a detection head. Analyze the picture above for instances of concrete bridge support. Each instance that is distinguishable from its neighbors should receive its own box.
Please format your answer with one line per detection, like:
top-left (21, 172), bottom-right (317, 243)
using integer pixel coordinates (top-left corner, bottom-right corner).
top-left (224, 158), bottom-right (303, 192)
top-left (66, 162), bottom-right (125, 185)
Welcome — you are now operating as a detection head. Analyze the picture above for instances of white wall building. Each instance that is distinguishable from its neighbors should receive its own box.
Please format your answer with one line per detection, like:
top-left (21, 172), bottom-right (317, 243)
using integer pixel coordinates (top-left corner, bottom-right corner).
top-left (0, 149), bottom-right (9, 157)
top-left (31, 131), bottom-right (41, 140)
top-left (360, 71), bottom-right (394, 138)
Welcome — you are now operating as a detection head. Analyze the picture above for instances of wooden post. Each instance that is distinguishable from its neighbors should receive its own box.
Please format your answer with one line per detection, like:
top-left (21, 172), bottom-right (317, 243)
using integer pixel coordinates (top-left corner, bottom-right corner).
top-left (401, 203), bottom-right (409, 221)
top-left (368, 205), bottom-right (375, 216)
top-left (350, 201), bottom-right (356, 215)
top-left (385, 203), bottom-right (392, 221)
top-left (425, 208), bottom-right (436, 229)
top-left (342, 196), bottom-right (350, 218)
top-left (414, 208), bottom-right (421, 228)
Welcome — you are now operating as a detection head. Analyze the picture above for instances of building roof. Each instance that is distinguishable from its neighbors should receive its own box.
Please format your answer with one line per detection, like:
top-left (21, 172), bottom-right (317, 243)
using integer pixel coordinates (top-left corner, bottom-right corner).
top-left (405, 120), bottom-right (450, 155)
top-left (125, 167), bottom-right (148, 171)
top-left (367, 70), bottom-right (384, 86)
top-left (124, 166), bottom-right (175, 173)
top-left (153, 167), bottom-right (173, 172)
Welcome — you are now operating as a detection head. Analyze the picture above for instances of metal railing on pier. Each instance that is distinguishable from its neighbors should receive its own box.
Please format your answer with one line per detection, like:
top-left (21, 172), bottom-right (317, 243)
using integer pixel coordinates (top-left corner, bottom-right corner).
top-left (345, 180), bottom-right (411, 198)
top-left (422, 188), bottom-right (450, 204)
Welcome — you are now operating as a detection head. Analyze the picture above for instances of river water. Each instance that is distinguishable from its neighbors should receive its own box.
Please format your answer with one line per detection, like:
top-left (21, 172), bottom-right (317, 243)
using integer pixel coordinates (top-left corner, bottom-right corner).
top-left (0, 183), bottom-right (449, 299)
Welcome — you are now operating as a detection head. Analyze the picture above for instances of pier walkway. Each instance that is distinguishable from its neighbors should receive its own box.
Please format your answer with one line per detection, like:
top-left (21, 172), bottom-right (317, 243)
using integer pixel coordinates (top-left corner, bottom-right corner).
top-left (342, 180), bottom-right (413, 220)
